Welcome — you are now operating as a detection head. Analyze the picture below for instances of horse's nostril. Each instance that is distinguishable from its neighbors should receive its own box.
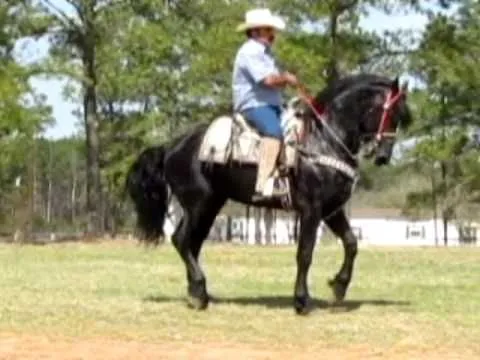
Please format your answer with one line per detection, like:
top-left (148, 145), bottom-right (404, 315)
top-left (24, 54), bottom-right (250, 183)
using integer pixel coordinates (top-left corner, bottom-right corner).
top-left (374, 156), bottom-right (389, 166)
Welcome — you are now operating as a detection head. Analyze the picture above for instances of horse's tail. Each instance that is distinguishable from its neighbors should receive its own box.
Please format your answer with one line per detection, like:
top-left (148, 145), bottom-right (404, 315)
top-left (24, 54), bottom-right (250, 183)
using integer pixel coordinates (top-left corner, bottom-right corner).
top-left (125, 145), bottom-right (169, 245)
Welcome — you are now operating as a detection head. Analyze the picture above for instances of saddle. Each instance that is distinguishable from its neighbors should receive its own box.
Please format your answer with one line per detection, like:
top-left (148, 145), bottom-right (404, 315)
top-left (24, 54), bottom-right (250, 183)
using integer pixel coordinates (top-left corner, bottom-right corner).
top-left (198, 100), bottom-right (304, 167)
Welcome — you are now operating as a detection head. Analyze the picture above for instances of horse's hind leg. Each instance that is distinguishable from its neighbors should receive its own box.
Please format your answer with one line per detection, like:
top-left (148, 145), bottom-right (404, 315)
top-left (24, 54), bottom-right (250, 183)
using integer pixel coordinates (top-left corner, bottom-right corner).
top-left (190, 196), bottom-right (226, 260)
top-left (323, 209), bottom-right (358, 302)
top-left (187, 195), bottom-right (225, 307)
top-left (171, 195), bottom-right (225, 310)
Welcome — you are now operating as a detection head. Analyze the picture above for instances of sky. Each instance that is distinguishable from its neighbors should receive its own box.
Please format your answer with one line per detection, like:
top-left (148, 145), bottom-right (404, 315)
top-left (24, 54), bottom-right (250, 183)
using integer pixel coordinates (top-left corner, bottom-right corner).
top-left (13, 4), bottom-right (436, 140)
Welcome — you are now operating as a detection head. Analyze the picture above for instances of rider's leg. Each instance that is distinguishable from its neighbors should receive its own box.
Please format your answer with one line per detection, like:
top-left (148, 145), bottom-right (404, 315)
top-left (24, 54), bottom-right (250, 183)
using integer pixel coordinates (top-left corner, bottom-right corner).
top-left (242, 106), bottom-right (283, 196)
top-left (255, 137), bottom-right (281, 195)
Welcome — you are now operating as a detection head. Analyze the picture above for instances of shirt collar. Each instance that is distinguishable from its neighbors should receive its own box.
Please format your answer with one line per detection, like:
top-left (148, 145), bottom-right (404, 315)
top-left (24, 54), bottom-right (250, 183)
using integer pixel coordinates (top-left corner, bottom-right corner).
top-left (248, 38), bottom-right (272, 53)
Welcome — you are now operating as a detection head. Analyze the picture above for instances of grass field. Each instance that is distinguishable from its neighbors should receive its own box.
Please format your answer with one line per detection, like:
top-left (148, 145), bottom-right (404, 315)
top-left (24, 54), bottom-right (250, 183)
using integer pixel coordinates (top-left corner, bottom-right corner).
top-left (0, 241), bottom-right (479, 359)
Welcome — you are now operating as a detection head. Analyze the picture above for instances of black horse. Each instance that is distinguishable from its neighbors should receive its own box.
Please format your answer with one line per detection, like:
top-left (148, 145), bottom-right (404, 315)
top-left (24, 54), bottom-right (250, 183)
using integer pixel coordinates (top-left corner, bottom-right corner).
top-left (126, 73), bottom-right (412, 315)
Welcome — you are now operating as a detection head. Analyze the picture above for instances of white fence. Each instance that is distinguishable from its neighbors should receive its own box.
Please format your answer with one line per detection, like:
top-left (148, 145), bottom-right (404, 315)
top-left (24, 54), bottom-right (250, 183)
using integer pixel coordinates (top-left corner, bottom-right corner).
top-left (164, 210), bottom-right (479, 247)
top-left (349, 218), bottom-right (478, 246)
top-left (228, 216), bottom-right (324, 245)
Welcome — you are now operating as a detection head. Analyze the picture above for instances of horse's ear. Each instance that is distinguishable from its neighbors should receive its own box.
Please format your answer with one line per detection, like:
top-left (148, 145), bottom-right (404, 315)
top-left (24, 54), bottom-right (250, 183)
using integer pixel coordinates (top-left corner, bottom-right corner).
top-left (391, 76), bottom-right (399, 92)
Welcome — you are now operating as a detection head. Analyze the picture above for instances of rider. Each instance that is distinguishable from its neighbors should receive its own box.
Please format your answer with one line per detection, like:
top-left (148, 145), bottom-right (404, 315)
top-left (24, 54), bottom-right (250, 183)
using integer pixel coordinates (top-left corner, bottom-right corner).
top-left (232, 8), bottom-right (299, 198)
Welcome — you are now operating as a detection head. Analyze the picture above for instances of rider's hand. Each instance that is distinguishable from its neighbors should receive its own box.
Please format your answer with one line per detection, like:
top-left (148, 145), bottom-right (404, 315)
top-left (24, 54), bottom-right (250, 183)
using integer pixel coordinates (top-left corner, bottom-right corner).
top-left (284, 72), bottom-right (299, 87)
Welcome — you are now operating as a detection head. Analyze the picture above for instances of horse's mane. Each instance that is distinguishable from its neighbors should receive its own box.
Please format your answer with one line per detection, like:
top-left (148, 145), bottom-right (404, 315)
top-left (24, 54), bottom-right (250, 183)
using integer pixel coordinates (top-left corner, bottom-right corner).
top-left (311, 73), bottom-right (412, 130)
top-left (315, 73), bottom-right (393, 104)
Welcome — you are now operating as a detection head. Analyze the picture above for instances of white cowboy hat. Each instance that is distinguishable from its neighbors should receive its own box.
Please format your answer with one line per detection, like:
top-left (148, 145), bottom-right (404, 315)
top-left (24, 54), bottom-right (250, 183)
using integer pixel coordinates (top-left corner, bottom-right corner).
top-left (236, 8), bottom-right (286, 32)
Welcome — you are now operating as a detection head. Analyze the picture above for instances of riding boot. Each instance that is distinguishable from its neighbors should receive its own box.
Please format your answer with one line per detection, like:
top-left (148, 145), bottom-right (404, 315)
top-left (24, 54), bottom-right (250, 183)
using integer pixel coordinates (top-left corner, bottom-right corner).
top-left (253, 137), bottom-right (282, 199)
top-left (272, 142), bottom-right (291, 203)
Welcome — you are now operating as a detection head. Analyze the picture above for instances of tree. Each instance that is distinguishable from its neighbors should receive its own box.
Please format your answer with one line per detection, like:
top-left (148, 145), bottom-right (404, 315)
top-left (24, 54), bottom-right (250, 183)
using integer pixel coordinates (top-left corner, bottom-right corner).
top-left (403, 0), bottom-right (480, 244)
top-left (36, 0), bottom-right (128, 234)
top-left (0, 1), bottom-right (52, 236)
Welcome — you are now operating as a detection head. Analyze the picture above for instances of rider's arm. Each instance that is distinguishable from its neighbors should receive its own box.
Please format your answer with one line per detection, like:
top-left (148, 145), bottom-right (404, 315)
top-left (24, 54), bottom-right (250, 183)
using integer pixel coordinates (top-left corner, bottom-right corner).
top-left (242, 50), bottom-right (289, 89)
top-left (262, 74), bottom-right (291, 88)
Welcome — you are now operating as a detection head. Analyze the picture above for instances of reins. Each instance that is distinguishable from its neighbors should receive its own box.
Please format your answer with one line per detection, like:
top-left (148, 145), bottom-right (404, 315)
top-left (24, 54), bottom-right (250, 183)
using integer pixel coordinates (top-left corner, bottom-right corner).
top-left (295, 83), bottom-right (357, 162)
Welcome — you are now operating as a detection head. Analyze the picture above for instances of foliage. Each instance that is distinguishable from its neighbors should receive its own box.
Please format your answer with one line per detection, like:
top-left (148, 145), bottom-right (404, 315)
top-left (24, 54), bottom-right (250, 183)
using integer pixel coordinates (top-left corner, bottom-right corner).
top-left (3, 0), bottom-right (480, 234)
top-left (402, 0), bottom-right (480, 222)
top-left (0, 1), bottom-right (53, 226)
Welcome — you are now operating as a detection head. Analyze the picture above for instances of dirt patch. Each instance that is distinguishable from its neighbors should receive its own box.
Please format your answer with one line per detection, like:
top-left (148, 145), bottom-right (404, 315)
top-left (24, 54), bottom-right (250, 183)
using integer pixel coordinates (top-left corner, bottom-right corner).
top-left (0, 334), bottom-right (477, 360)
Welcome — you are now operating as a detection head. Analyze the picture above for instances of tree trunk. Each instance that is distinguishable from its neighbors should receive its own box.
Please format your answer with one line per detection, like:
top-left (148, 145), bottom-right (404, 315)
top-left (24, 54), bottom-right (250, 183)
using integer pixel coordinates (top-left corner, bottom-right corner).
top-left (83, 25), bottom-right (102, 235)
top-left (46, 179), bottom-right (52, 224)
top-left (32, 137), bottom-right (38, 217)
top-left (24, 136), bottom-right (35, 242)
top-left (327, 9), bottom-right (339, 85)
top-left (430, 164), bottom-right (439, 246)
top-left (70, 149), bottom-right (77, 224)
top-left (440, 161), bottom-right (448, 246)
top-left (46, 141), bottom-right (53, 224)
top-left (440, 89), bottom-right (448, 246)
top-left (326, 1), bottom-right (359, 83)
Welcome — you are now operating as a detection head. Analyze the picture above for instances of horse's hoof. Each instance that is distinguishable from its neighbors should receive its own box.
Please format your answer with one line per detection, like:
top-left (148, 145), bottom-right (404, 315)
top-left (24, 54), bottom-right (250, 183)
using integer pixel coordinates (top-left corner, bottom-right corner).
top-left (294, 296), bottom-right (313, 316)
top-left (186, 295), bottom-right (209, 310)
top-left (328, 278), bottom-right (347, 302)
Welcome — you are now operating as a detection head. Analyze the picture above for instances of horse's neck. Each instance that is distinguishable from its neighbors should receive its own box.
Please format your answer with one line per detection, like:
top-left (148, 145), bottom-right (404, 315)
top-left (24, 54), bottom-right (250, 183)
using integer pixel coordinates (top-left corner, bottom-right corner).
top-left (307, 112), bottom-right (359, 165)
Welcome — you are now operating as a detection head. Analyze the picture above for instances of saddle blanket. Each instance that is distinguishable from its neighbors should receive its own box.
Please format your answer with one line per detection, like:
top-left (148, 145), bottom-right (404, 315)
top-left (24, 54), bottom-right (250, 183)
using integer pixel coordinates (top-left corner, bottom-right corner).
top-left (198, 102), bottom-right (304, 168)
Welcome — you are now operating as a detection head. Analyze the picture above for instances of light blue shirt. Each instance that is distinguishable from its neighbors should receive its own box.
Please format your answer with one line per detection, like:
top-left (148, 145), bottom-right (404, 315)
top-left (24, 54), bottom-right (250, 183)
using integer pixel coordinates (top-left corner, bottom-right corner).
top-left (232, 39), bottom-right (282, 112)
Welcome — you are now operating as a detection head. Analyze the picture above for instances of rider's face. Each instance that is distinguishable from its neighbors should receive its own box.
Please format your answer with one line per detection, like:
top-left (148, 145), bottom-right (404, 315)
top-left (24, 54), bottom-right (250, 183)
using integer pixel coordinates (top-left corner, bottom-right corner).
top-left (257, 27), bottom-right (276, 45)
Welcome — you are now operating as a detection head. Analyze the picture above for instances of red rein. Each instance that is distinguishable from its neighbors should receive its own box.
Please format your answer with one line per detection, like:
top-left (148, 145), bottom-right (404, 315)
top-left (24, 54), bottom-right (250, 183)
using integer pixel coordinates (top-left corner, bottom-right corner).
top-left (296, 85), bottom-right (326, 141)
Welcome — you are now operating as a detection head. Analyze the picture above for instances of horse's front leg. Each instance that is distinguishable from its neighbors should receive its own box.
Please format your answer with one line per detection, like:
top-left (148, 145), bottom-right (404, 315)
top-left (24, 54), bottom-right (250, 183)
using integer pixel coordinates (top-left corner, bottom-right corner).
top-left (324, 209), bottom-right (358, 302)
top-left (293, 211), bottom-right (321, 315)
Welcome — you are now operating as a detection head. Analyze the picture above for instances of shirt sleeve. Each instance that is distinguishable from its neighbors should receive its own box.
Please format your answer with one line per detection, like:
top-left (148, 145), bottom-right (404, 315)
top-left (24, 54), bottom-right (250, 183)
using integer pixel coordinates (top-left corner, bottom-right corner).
top-left (241, 50), bottom-right (277, 84)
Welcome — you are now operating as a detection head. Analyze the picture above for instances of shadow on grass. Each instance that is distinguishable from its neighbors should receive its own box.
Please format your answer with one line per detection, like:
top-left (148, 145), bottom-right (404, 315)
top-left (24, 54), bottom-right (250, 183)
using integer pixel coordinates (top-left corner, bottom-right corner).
top-left (143, 294), bottom-right (411, 313)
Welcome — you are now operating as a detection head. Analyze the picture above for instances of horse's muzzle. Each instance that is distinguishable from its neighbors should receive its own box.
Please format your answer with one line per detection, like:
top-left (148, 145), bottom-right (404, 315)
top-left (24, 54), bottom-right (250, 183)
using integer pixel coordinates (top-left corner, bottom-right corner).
top-left (374, 138), bottom-right (395, 166)
top-left (374, 155), bottom-right (389, 166)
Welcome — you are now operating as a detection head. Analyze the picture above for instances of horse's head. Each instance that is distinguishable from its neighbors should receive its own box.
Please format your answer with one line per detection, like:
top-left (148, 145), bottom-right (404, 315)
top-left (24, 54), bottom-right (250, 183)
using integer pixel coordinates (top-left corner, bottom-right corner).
top-left (358, 76), bottom-right (412, 165)
top-left (309, 74), bottom-right (413, 166)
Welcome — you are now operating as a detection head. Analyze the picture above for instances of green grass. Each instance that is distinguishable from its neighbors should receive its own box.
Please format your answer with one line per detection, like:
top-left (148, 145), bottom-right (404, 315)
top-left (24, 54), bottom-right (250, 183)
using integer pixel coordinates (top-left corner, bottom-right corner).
top-left (0, 241), bottom-right (479, 352)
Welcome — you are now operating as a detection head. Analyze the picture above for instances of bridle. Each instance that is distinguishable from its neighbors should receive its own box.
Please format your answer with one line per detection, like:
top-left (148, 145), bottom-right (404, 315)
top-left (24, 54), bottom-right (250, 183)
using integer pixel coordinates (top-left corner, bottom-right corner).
top-left (374, 83), bottom-right (407, 142)
top-left (295, 81), bottom-right (408, 156)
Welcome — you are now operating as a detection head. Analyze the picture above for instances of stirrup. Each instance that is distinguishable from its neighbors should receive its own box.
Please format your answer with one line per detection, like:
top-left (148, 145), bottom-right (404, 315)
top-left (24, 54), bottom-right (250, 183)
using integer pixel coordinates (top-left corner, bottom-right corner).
top-left (264, 176), bottom-right (292, 207)
top-left (263, 174), bottom-right (290, 196)
top-left (252, 177), bottom-right (291, 207)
